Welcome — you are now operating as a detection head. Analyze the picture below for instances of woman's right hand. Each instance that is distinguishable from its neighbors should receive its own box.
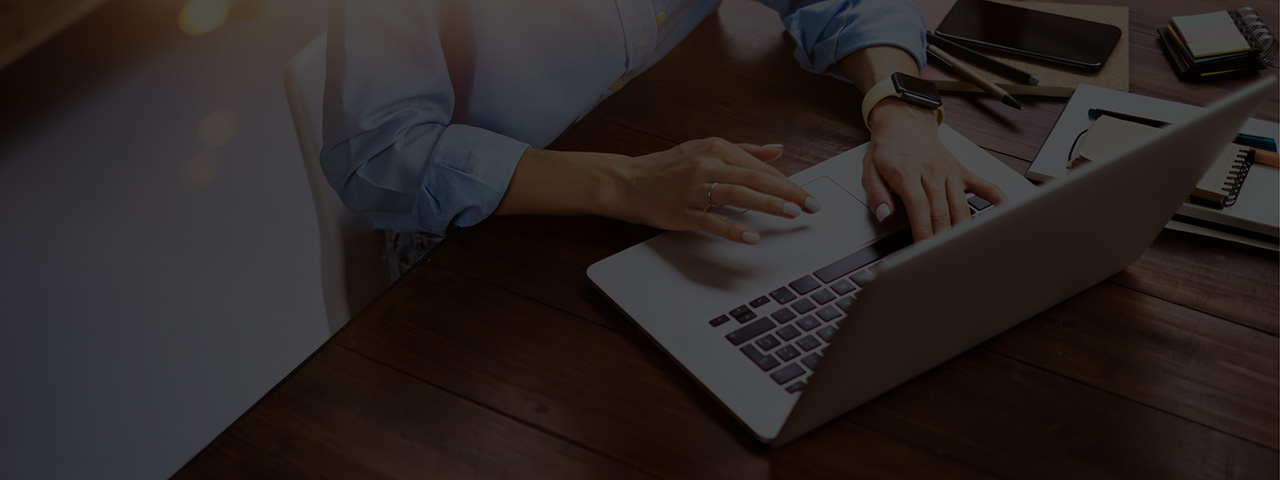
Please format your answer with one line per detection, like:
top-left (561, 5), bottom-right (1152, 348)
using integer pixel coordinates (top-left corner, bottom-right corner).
top-left (607, 138), bottom-right (821, 244)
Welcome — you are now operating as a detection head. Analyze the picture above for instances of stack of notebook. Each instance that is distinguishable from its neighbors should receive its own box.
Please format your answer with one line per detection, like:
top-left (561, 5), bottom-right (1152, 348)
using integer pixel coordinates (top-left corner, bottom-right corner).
top-left (1157, 8), bottom-right (1276, 81)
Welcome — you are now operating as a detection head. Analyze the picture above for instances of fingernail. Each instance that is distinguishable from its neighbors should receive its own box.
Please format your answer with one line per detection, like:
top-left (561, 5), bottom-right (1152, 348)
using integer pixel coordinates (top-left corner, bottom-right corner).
top-left (742, 231), bottom-right (760, 244)
top-left (804, 196), bottom-right (822, 213)
top-left (782, 202), bottom-right (802, 218)
top-left (875, 203), bottom-right (891, 223)
top-left (763, 143), bottom-right (784, 150)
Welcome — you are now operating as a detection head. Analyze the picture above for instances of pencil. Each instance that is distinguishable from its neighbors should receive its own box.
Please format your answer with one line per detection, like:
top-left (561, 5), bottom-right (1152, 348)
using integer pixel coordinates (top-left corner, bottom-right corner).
top-left (926, 44), bottom-right (1023, 110)
top-left (927, 32), bottom-right (1039, 86)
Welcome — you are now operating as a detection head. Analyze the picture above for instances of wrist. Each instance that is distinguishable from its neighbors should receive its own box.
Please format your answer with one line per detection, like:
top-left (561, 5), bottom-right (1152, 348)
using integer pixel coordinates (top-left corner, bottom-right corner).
top-left (868, 99), bottom-right (940, 135)
top-left (595, 154), bottom-right (633, 219)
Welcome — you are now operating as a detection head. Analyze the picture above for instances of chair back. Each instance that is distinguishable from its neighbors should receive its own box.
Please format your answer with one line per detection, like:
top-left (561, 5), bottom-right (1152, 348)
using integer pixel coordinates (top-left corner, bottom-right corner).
top-left (284, 33), bottom-right (388, 334)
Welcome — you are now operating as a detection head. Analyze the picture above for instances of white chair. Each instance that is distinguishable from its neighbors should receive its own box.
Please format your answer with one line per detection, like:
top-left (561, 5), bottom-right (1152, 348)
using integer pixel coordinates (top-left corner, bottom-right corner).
top-left (284, 33), bottom-right (389, 334)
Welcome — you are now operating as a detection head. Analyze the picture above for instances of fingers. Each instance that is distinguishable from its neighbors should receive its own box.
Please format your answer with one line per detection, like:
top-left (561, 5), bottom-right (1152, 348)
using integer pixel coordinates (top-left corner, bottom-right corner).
top-left (862, 161), bottom-right (896, 223)
top-left (924, 176), bottom-right (952, 236)
top-left (898, 177), bottom-right (934, 242)
top-left (738, 143), bottom-right (785, 163)
top-left (965, 173), bottom-right (1008, 205)
top-left (696, 139), bottom-right (820, 212)
top-left (709, 165), bottom-right (816, 216)
top-left (946, 177), bottom-right (971, 227)
top-left (709, 182), bottom-right (806, 219)
top-left (691, 210), bottom-right (759, 245)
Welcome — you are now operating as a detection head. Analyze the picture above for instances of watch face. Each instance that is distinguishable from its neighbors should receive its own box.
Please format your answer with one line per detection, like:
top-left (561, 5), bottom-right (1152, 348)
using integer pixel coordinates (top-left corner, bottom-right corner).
top-left (892, 73), bottom-right (942, 110)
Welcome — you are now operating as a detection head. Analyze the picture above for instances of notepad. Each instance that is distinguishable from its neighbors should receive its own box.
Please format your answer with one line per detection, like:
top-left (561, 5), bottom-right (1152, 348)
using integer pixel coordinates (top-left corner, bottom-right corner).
top-left (1068, 115), bottom-right (1256, 207)
top-left (1171, 11), bottom-right (1254, 58)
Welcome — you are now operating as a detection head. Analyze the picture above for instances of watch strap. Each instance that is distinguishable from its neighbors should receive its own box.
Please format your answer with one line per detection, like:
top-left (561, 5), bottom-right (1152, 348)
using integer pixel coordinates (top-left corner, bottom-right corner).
top-left (860, 76), bottom-right (945, 127)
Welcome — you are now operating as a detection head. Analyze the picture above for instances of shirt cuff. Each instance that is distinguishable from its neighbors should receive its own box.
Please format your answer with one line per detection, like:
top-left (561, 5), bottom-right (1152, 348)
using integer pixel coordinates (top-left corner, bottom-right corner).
top-left (784, 1), bottom-right (928, 76)
top-left (414, 124), bottom-right (529, 234)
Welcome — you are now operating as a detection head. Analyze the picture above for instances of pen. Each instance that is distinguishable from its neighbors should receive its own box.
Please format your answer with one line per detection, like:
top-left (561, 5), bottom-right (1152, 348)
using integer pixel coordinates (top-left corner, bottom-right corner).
top-left (1088, 108), bottom-right (1280, 153)
top-left (926, 44), bottom-right (1024, 110)
top-left (927, 32), bottom-right (1039, 86)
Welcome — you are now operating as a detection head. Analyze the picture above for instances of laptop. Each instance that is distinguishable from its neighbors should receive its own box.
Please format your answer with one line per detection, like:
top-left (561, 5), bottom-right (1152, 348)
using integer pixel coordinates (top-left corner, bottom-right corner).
top-left (587, 77), bottom-right (1276, 446)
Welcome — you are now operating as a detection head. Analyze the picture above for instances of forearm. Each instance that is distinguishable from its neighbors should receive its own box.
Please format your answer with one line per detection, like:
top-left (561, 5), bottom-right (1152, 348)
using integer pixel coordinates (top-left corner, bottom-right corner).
top-left (493, 148), bottom-right (630, 218)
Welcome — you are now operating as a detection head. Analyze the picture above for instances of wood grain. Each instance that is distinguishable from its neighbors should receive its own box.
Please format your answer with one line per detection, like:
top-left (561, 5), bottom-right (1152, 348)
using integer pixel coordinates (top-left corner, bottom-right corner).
top-left (176, 0), bottom-right (1280, 477)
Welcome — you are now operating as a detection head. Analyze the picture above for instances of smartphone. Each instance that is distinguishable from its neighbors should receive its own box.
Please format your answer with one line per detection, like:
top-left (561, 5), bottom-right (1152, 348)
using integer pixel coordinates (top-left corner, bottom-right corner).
top-left (935, 0), bottom-right (1122, 72)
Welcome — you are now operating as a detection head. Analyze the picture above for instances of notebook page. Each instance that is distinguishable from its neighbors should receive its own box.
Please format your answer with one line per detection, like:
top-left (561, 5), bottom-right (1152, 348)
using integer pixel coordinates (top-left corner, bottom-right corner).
top-left (1072, 115), bottom-right (1160, 165)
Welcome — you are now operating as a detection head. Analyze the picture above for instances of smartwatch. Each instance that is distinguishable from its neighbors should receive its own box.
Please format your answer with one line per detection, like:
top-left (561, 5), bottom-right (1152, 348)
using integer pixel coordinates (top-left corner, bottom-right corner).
top-left (860, 72), bottom-right (945, 126)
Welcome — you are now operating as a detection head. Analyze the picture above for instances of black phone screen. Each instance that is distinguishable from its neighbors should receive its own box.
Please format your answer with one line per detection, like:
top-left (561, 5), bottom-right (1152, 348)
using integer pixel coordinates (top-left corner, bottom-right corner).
top-left (935, 0), bottom-right (1122, 71)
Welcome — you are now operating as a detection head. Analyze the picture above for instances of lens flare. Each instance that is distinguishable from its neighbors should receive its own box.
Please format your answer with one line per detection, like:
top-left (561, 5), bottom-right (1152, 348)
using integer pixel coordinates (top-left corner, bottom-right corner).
top-left (179, 0), bottom-right (230, 36)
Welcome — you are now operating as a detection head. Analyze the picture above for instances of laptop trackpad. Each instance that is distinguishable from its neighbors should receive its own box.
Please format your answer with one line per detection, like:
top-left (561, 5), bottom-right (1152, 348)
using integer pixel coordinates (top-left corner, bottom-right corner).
top-left (734, 176), bottom-right (889, 269)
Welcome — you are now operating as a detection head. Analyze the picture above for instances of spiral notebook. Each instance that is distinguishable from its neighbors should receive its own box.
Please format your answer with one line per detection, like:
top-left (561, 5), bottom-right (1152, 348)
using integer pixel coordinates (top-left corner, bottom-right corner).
top-left (1029, 84), bottom-right (1279, 247)
top-left (1067, 115), bottom-right (1256, 207)
top-left (1158, 7), bottom-right (1277, 81)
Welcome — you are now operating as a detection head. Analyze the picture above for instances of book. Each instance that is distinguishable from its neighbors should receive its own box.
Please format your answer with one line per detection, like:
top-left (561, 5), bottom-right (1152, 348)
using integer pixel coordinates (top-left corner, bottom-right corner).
top-left (1028, 84), bottom-right (1279, 245)
top-left (1067, 115), bottom-right (1256, 207)
top-left (917, 0), bottom-right (1129, 97)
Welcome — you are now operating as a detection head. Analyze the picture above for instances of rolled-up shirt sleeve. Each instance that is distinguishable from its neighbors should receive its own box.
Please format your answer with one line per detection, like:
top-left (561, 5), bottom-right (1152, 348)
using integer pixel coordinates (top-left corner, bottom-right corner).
top-left (321, 0), bottom-right (529, 235)
top-left (755, 0), bottom-right (928, 75)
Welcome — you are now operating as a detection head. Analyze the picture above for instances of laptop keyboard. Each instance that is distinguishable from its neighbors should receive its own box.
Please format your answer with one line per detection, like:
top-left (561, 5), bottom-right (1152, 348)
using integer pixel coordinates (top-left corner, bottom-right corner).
top-left (709, 196), bottom-right (994, 394)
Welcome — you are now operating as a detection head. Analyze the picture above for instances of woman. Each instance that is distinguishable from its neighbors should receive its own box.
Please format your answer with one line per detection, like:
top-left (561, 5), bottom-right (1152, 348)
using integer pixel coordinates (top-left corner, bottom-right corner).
top-left (322, 0), bottom-right (1006, 274)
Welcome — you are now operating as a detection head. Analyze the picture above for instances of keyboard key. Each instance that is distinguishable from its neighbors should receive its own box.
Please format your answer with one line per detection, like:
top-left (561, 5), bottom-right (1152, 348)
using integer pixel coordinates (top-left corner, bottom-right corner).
top-left (770, 363), bottom-right (806, 385)
top-left (769, 287), bottom-right (797, 304)
top-left (749, 296), bottom-right (770, 308)
top-left (835, 296), bottom-right (854, 311)
top-left (801, 353), bottom-right (821, 370)
top-left (741, 344), bottom-right (780, 371)
top-left (796, 315), bottom-right (821, 331)
top-left (709, 315), bottom-right (730, 327)
top-left (815, 306), bottom-right (841, 322)
top-left (776, 325), bottom-right (801, 341)
top-left (968, 195), bottom-right (992, 211)
top-left (735, 311), bottom-right (757, 323)
top-left (775, 345), bottom-right (801, 362)
top-left (729, 305), bottom-right (752, 320)
top-left (810, 288), bottom-right (836, 305)
top-left (791, 298), bottom-right (816, 314)
top-left (796, 335), bottom-right (822, 351)
top-left (816, 325), bottom-right (838, 342)
top-left (812, 230), bottom-right (913, 283)
top-left (770, 308), bottom-right (797, 324)
top-left (789, 276), bottom-right (821, 295)
top-left (726, 318), bottom-right (776, 346)
top-left (786, 381), bottom-right (806, 393)
top-left (831, 279), bottom-right (856, 295)
top-left (755, 334), bottom-right (781, 351)
top-left (850, 268), bottom-right (877, 286)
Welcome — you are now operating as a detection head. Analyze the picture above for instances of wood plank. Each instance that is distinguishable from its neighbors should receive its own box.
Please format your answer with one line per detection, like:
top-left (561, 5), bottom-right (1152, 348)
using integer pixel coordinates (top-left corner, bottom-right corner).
top-left (1112, 229), bottom-right (1280, 335)
top-left (983, 281), bottom-right (1279, 449)
top-left (218, 345), bottom-right (653, 480)
top-left (597, 0), bottom-right (1063, 165)
top-left (848, 348), bottom-right (1278, 480)
top-left (173, 434), bottom-right (322, 480)
top-left (337, 265), bottom-right (996, 479)
top-left (436, 214), bottom-right (1278, 454)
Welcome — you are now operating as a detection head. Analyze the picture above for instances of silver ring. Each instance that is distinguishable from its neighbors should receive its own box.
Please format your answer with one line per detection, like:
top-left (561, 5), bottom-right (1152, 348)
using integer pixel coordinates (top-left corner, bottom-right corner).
top-left (707, 182), bottom-right (720, 209)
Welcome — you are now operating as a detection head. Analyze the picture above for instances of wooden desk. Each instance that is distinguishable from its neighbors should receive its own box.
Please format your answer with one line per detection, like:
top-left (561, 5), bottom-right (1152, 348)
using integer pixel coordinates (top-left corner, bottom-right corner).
top-left (177, 1), bottom-right (1279, 477)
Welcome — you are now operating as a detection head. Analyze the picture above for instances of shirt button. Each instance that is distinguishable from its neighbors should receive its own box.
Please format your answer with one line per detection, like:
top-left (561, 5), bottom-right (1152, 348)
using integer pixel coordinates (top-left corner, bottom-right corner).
top-left (655, 12), bottom-right (667, 26)
top-left (609, 79), bottom-right (625, 92)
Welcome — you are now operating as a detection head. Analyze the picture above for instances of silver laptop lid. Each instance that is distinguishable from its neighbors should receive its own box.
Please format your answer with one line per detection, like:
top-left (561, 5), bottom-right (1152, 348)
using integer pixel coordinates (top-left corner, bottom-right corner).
top-left (775, 77), bottom-right (1277, 445)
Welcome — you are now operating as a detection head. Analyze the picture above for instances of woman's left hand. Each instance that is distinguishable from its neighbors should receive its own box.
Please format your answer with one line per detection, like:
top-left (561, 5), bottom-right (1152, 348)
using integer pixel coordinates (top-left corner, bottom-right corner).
top-left (861, 100), bottom-right (1007, 242)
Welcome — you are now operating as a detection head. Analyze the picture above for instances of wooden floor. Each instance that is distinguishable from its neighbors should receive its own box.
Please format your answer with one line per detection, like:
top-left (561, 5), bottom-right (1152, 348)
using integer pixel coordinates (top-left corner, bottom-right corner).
top-left (177, 0), bottom-right (1279, 478)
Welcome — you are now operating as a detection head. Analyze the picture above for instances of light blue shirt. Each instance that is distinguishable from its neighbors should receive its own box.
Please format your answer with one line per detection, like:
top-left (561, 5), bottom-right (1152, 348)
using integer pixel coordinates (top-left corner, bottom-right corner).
top-left (322, 0), bottom-right (927, 234)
